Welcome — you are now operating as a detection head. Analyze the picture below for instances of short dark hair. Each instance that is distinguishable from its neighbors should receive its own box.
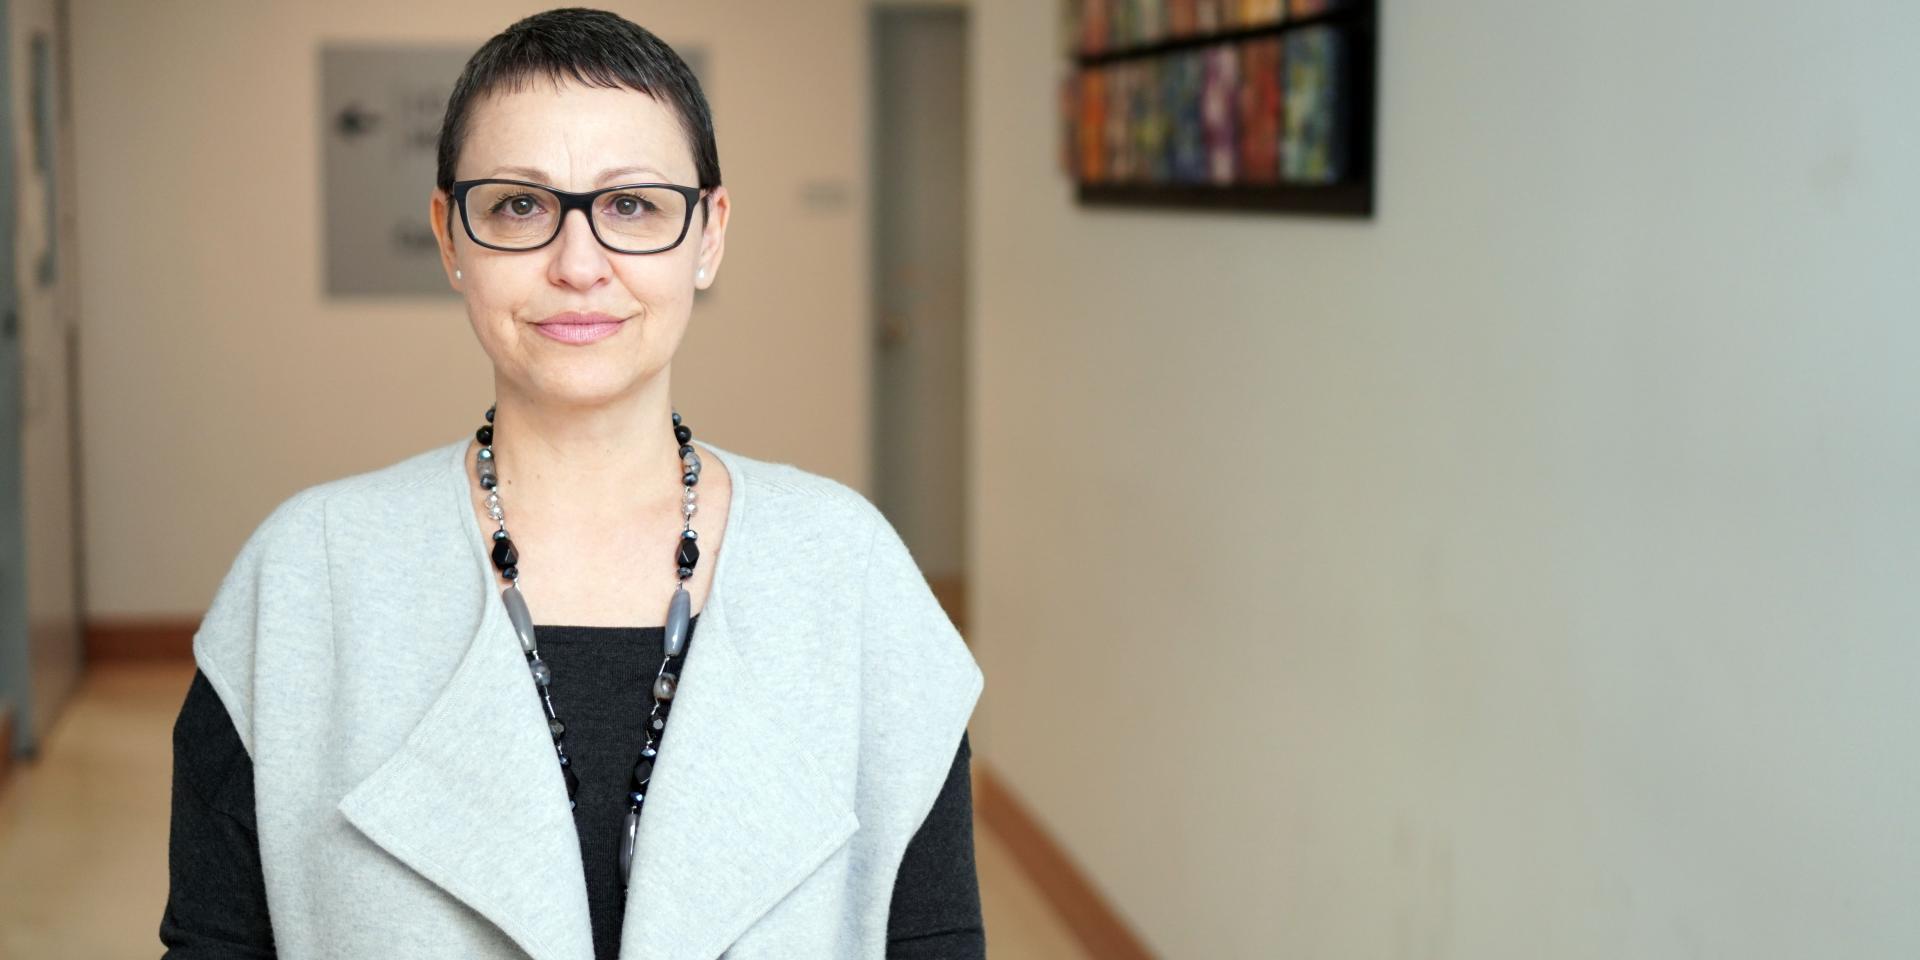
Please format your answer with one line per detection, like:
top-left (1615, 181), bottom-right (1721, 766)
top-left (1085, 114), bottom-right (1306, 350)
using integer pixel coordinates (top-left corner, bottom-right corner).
top-left (436, 7), bottom-right (721, 219)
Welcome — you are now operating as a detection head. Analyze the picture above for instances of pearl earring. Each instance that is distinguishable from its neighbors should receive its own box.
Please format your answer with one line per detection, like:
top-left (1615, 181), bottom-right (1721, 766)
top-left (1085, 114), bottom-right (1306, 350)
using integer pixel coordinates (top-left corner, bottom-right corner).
top-left (455, 269), bottom-right (463, 280)
top-left (696, 268), bottom-right (706, 281)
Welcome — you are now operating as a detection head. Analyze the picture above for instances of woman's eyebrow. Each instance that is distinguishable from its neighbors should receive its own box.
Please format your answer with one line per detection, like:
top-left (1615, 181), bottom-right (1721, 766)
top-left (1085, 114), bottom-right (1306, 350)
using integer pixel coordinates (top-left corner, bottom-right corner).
top-left (485, 164), bottom-right (671, 185)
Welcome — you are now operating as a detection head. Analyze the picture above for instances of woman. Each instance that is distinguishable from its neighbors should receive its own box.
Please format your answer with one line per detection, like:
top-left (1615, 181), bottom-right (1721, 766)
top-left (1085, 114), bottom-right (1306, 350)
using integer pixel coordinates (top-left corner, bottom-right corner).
top-left (160, 9), bottom-right (986, 959)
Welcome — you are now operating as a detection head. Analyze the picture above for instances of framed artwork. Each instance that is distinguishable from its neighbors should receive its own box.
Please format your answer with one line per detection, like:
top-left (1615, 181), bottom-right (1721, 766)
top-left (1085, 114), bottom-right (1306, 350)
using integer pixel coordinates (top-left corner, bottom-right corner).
top-left (1060, 0), bottom-right (1376, 216)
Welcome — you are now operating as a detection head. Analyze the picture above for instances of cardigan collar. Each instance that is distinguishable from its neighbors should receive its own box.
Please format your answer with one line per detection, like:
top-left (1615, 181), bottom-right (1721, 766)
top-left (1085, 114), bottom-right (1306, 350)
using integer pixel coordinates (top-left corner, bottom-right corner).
top-left (336, 435), bottom-right (860, 960)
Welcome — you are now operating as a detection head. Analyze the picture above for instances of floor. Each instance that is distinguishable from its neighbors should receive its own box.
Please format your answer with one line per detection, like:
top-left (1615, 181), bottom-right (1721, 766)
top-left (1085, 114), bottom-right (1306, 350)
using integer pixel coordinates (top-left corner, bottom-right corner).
top-left (0, 662), bottom-right (1090, 959)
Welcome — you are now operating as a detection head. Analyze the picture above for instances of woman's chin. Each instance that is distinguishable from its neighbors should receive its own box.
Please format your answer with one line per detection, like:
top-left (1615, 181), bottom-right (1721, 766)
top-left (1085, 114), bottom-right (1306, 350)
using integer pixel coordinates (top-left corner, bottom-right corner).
top-left (524, 368), bottom-right (656, 410)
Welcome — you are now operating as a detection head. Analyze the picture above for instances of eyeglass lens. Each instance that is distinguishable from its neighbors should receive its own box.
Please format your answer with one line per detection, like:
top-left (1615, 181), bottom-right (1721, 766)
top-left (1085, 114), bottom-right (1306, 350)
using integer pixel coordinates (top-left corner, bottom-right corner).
top-left (465, 183), bottom-right (690, 252)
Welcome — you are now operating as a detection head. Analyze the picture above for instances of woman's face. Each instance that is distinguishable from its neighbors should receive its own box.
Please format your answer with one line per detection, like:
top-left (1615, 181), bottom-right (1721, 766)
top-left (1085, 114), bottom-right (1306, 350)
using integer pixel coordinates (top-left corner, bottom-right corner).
top-left (431, 79), bottom-right (729, 408)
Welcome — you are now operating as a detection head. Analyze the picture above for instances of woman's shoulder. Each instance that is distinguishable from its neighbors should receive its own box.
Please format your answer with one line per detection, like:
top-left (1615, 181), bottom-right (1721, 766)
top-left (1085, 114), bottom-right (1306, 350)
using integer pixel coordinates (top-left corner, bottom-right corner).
top-left (302, 436), bottom-right (463, 508)
top-left (700, 442), bottom-right (947, 614)
top-left (704, 440), bottom-right (882, 534)
top-left (242, 436), bottom-right (464, 544)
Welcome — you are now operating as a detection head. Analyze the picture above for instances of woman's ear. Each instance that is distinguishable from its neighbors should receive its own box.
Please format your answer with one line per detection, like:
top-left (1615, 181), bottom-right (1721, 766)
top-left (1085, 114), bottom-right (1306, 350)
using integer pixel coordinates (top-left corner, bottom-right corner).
top-left (429, 188), bottom-right (461, 286)
top-left (693, 185), bottom-right (730, 290)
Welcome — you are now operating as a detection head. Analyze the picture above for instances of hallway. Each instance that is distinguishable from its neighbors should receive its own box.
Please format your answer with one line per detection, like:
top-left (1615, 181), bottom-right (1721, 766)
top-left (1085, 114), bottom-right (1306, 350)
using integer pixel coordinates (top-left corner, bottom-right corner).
top-left (3, 0), bottom-right (1918, 954)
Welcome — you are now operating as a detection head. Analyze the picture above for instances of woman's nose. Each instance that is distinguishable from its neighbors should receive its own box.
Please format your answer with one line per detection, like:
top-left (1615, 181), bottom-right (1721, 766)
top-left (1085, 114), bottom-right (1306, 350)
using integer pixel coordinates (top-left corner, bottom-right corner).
top-left (548, 208), bottom-right (614, 286)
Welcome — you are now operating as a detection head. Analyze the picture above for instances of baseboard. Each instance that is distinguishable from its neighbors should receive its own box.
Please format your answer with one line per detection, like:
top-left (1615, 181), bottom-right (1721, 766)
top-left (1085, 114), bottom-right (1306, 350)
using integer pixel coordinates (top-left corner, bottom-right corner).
top-left (973, 764), bottom-right (1157, 960)
top-left (85, 618), bottom-right (197, 663)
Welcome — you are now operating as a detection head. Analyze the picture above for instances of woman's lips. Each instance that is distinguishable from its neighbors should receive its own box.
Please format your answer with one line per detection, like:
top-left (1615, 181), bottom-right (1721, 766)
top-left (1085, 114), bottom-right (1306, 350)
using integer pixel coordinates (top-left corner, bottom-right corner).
top-left (533, 316), bottom-right (626, 344)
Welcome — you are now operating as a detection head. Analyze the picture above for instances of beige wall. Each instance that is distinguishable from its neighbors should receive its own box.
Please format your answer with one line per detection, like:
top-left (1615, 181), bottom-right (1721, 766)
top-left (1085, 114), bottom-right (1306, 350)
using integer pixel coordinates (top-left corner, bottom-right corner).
top-left (70, 0), bottom-right (871, 618)
top-left (970, 0), bottom-right (1920, 955)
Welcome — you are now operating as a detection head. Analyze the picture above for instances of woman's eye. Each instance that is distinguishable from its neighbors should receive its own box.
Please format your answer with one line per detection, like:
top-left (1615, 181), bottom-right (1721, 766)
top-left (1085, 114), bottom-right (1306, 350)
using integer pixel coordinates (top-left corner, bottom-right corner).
top-left (609, 194), bottom-right (658, 217)
top-left (490, 195), bottom-right (543, 218)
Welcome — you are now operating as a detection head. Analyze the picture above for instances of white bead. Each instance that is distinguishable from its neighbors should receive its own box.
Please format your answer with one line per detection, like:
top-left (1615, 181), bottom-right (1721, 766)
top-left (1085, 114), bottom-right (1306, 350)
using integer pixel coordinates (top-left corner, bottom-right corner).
top-left (684, 489), bottom-right (697, 502)
top-left (682, 502), bottom-right (697, 517)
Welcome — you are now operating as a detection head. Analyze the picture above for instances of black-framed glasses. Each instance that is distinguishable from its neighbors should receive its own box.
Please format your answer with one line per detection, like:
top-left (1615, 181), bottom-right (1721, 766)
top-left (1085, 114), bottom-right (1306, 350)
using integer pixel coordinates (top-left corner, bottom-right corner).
top-left (450, 178), bottom-right (709, 254)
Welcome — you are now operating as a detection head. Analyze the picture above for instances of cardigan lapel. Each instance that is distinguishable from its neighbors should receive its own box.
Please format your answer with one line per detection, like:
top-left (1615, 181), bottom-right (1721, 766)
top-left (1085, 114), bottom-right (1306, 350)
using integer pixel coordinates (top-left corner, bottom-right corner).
top-left (338, 436), bottom-right (860, 960)
top-left (614, 554), bottom-right (862, 960)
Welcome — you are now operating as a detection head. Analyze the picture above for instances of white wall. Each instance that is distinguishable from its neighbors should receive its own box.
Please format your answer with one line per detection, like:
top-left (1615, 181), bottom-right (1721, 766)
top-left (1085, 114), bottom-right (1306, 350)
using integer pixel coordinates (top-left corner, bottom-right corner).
top-left (70, 0), bottom-right (871, 618)
top-left (969, 1), bottom-right (1920, 955)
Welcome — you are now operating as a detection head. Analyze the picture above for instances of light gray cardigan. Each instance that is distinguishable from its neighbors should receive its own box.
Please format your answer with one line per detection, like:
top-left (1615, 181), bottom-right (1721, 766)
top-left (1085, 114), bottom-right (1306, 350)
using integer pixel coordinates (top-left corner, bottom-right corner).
top-left (191, 434), bottom-right (985, 960)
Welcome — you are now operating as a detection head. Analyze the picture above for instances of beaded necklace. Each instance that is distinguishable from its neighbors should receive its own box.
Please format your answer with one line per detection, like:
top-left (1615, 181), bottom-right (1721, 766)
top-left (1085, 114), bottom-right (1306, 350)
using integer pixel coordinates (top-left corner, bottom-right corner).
top-left (470, 404), bottom-right (704, 887)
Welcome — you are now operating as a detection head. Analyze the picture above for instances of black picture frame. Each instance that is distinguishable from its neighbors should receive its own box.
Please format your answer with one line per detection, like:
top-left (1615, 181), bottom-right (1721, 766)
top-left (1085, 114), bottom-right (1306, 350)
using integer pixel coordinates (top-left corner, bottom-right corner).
top-left (1061, 0), bottom-right (1378, 218)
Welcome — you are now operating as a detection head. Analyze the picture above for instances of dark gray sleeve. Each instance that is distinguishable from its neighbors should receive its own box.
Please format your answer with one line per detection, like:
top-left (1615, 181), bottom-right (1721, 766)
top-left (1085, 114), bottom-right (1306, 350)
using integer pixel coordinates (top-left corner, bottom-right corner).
top-left (159, 668), bottom-right (277, 958)
top-left (885, 729), bottom-right (987, 958)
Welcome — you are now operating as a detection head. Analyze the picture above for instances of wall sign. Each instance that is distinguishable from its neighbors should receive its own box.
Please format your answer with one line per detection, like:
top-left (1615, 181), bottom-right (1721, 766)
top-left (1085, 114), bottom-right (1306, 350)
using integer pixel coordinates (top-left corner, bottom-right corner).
top-left (320, 45), bottom-right (476, 297)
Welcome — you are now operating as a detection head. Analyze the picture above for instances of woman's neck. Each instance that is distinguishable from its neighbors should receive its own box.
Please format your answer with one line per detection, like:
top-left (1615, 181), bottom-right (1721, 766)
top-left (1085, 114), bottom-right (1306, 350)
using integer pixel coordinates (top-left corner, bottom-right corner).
top-left (483, 380), bottom-right (689, 532)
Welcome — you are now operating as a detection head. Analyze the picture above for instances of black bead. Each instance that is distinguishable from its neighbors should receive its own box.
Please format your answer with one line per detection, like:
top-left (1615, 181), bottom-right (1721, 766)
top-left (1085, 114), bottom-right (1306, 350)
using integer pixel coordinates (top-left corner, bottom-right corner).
top-left (491, 537), bottom-right (518, 570)
top-left (683, 472), bottom-right (698, 486)
top-left (679, 443), bottom-right (694, 458)
top-left (676, 537), bottom-right (699, 568)
top-left (504, 565), bottom-right (518, 581)
top-left (632, 756), bottom-right (655, 785)
top-left (671, 411), bottom-right (682, 426)
top-left (493, 529), bottom-right (510, 540)
top-left (485, 406), bottom-right (496, 422)
top-left (477, 425), bottom-right (493, 445)
top-left (674, 424), bottom-right (691, 444)
top-left (480, 474), bottom-right (495, 490)
top-left (677, 566), bottom-right (692, 579)
top-left (682, 528), bottom-right (697, 540)
top-left (562, 764), bottom-right (580, 798)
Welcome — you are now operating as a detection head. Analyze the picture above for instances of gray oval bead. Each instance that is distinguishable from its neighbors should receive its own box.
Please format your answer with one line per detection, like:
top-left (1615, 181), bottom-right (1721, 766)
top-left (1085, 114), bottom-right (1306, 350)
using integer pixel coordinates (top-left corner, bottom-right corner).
top-left (502, 585), bottom-right (538, 655)
top-left (663, 586), bottom-right (691, 657)
top-left (618, 807), bottom-right (642, 884)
